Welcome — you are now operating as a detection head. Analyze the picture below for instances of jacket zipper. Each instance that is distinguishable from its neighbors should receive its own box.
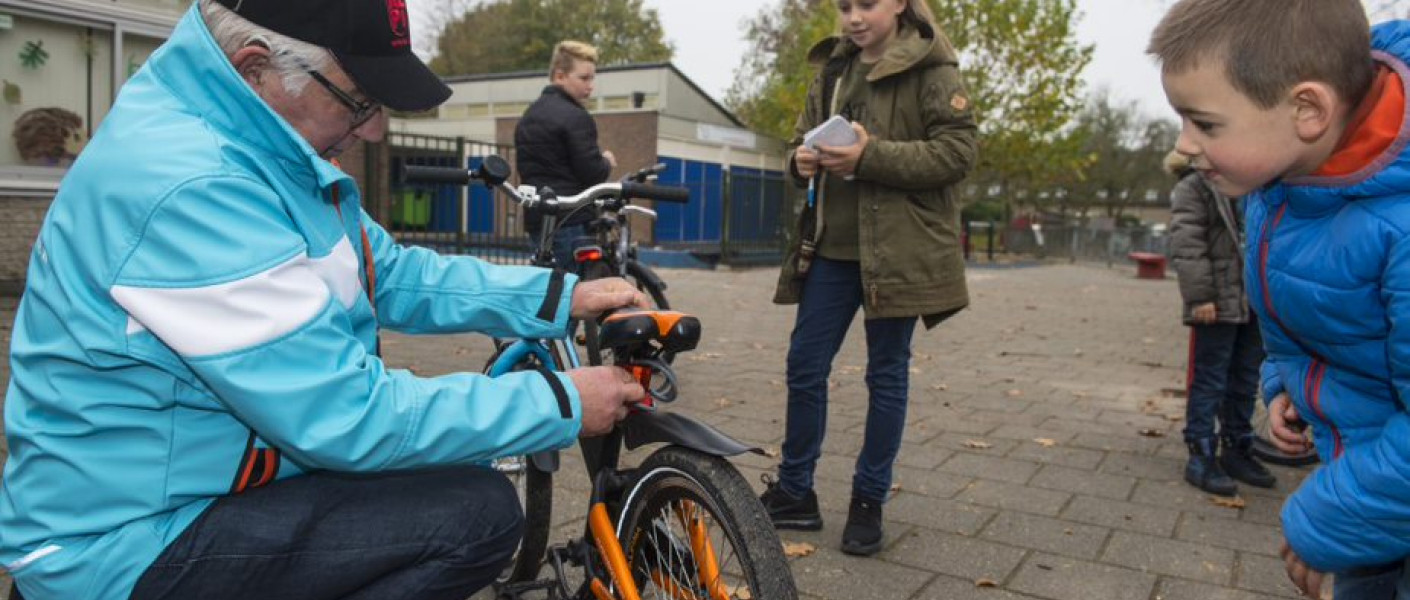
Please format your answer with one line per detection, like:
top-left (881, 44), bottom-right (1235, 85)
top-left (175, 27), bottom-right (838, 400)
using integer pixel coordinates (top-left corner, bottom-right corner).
top-left (1258, 203), bottom-right (1344, 457)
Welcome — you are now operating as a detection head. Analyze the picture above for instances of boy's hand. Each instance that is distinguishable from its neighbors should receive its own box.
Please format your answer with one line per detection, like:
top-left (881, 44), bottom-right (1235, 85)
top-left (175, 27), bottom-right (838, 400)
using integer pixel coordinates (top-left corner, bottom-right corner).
top-left (1192, 302), bottom-right (1217, 323)
top-left (816, 122), bottom-right (871, 179)
top-left (1268, 393), bottom-right (1313, 454)
top-left (567, 366), bottom-right (644, 437)
top-left (1281, 541), bottom-right (1326, 598)
top-left (602, 150), bottom-right (618, 168)
top-left (794, 146), bottom-right (820, 179)
top-left (569, 278), bottom-right (649, 320)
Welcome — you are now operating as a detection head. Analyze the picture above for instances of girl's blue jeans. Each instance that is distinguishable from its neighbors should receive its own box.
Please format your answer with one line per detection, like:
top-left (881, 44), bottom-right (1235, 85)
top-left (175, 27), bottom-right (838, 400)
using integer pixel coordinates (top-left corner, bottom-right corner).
top-left (777, 257), bottom-right (918, 503)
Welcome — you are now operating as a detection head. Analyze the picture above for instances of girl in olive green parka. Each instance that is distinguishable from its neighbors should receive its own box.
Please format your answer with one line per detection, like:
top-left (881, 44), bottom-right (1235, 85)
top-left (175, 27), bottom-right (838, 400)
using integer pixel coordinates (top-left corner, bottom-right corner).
top-left (761, 0), bottom-right (978, 558)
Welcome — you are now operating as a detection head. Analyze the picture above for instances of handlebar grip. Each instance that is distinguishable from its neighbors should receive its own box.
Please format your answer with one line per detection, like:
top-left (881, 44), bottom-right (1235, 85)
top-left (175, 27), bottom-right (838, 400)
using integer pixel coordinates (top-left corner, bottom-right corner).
top-left (622, 182), bottom-right (690, 204)
top-left (399, 164), bottom-right (472, 185)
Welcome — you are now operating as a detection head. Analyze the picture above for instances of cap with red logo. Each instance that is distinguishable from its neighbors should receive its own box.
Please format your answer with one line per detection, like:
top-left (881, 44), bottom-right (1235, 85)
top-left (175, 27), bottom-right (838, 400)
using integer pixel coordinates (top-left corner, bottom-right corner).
top-left (215, 0), bottom-right (452, 112)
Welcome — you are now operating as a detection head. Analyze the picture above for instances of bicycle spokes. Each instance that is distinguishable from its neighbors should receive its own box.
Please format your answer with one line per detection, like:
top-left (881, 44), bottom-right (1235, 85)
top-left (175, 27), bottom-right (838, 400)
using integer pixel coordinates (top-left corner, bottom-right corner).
top-left (637, 499), bottom-right (747, 600)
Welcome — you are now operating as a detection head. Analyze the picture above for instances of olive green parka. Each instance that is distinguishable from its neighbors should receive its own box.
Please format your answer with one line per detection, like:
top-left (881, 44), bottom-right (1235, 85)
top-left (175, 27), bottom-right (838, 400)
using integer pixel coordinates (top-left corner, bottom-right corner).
top-left (773, 21), bottom-right (979, 328)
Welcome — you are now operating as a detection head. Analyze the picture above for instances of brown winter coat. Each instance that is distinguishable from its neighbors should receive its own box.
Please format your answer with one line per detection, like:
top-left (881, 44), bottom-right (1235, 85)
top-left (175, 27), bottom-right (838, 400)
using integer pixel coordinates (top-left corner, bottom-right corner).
top-left (773, 22), bottom-right (979, 328)
top-left (1168, 172), bottom-right (1250, 324)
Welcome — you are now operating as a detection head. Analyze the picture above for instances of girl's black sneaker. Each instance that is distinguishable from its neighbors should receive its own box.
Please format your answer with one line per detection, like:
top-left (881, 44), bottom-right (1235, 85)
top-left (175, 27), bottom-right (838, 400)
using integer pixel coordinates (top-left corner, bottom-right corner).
top-left (759, 475), bottom-right (823, 530)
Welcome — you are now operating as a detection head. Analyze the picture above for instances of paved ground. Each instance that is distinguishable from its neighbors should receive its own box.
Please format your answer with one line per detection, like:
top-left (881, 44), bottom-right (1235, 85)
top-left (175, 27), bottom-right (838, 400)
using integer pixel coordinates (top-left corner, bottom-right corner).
top-left (0, 263), bottom-right (1317, 599)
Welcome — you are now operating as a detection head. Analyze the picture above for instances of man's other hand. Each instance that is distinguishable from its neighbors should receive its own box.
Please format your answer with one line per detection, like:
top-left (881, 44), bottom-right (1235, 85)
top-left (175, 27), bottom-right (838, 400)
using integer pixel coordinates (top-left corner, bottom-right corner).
top-left (570, 278), bottom-right (649, 320)
top-left (568, 366), bottom-right (644, 437)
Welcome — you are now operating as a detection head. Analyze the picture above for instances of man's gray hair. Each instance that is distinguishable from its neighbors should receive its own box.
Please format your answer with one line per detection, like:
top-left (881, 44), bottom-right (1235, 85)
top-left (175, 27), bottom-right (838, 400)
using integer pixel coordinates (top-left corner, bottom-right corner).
top-left (199, 0), bottom-right (332, 98)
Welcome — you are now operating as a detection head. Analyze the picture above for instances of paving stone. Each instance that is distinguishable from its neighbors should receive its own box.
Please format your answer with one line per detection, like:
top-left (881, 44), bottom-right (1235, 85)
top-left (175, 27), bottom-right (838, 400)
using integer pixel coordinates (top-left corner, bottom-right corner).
top-left (987, 423), bottom-right (1079, 443)
top-left (955, 479), bottom-right (1073, 517)
top-left (1098, 452), bottom-right (1185, 481)
top-left (938, 452), bottom-right (1042, 485)
top-left (1069, 430), bottom-right (1167, 454)
top-left (888, 529), bottom-right (1028, 582)
top-left (1102, 530), bottom-right (1235, 584)
top-left (914, 574), bottom-right (1034, 600)
top-left (1061, 495), bottom-right (1181, 537)
top-left (1155, 578), bottom-right (1286, 600)
top-left (979, 511), bottom-right (1109, 560)
top-left (1005, 441), bottom-right (1107, 470)
top-left (933, 432), bottom-right (1023, 456)
top-left (1029, 464), bottom-right (1136, 500)
top-left (891, 465), bottom-right (973, 498)
top-left (1008, 553), bottom-right (1158, 600)
top-left (886, 494), bottom-right (996, 536)
top-left (894, 441), bottom-right (959, 470)
top-left (1235, 552), bottom-right (1310, 598)
top-left (1178, 513), bottom-right (1283, 557)
top-left (786, 546), bottom-right (934, 600)
top-left (1130, 480), bottom-right (1252, 518)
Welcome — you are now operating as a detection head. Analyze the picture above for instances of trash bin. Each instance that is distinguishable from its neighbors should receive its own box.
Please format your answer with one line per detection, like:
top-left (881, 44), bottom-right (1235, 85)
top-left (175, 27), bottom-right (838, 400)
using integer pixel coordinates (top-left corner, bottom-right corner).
top-left (1127, 252), bottom-right (1167, 279)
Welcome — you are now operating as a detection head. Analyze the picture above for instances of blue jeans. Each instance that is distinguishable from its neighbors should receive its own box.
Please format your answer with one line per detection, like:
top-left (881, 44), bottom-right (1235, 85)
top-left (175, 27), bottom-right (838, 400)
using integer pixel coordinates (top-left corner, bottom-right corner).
top-left (777, 257), bottom-right (918, 503)
top-left (128, 467), bottom-right (523, 600)
top-left (528, 224), bottom-right (596, 271)
top-left (1183, 316), bottom-right (1263, 443)
top-left (1335, 560), bottom-right (1410, 599)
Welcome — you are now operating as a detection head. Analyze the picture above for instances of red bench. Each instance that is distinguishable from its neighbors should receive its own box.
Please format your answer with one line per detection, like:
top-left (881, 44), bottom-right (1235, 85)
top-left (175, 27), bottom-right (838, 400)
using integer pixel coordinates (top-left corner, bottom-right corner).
top-left (1127, 252), bottom-right (1167, 279)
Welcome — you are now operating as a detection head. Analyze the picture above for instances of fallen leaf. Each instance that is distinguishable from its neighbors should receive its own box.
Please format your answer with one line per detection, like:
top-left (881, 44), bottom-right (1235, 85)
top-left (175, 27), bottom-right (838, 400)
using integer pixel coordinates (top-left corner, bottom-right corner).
top-left (1166, 415), bottom-right (1184, 422)
top-left (714, 397), bottom-right (732, 408)
top-left (974, 578), bottom-right (999, 588)
top-left (768, 380), bottom-right (783, 387)
top-left (1073, 391), bottom-right (1088, 398)
top-left (782, 541), bottom-right (816, 557)
top-left (732, 586), bottom-right (754, 599)
top-left (750, 342), bottom-right (765, 350)
top-left (931, 383), bottom-right (949, 391)
top-left (1210, 496), bottom-right (1246, 509)
top-left (762, 446), bottom-right (780, 458)
top-left (1137, 428), bottom-right (1166, 438)
top-left (890, 482), bottom-right (902, 495)
top-left (1033, 438), bottom-right (1058, 447)
top-left (1006, 389), bottom-right (1024, 397)
top-left (909, 367), bottom-right (922, 375)
top-left (963, 440), bottom-right (993, 450)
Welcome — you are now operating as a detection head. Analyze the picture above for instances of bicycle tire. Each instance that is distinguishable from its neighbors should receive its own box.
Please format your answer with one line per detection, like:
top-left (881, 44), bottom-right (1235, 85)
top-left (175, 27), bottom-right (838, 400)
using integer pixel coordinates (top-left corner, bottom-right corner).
top-left (615, 446), bottom-right (798, 600)
top-left (1250, 399), bottom-right (1319, 467)
top-left (584, 261), bottom-right (670, 367)
top-left (483, 345), bottom-right (555, 584)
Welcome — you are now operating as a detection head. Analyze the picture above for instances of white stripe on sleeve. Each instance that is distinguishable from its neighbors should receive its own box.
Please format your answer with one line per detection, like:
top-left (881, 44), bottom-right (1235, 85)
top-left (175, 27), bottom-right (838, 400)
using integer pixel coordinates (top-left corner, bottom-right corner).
top-left (113, 253), bottom-right (331, 357)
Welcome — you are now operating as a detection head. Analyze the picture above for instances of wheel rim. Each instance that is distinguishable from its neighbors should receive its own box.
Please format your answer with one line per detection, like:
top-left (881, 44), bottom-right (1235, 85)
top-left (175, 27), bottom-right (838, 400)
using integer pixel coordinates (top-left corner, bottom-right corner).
top-left (621, 477), bottom-right (753, 599)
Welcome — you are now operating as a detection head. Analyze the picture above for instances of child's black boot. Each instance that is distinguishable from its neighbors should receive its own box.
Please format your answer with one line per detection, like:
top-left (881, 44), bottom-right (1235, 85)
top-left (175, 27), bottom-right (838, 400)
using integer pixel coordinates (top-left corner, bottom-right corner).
top-left (1185, 438), bottom-right (1238, 496)
top-left (1219, 435), bottom-right (1277, 488)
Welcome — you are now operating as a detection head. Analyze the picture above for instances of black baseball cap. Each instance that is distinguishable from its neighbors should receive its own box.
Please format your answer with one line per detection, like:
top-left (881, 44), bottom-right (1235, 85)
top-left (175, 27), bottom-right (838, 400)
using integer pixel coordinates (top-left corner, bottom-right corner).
top-left (216, 0), bottom-right (452, 112)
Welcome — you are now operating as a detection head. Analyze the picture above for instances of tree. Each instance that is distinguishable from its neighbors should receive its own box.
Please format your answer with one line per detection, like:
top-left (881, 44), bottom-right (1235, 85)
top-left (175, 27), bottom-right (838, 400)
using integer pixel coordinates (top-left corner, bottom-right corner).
top-left (1063, 90), bottom-right (1178, 221)
top-left (426, 0), bottom-right (674, 77)
top-left (726, 0), bottom-right (1093, 200)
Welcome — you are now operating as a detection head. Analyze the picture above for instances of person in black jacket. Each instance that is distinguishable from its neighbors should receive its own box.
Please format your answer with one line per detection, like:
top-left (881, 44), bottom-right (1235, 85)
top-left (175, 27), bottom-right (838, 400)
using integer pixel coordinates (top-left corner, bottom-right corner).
top-left (515, 40), bottom-right (616, 269)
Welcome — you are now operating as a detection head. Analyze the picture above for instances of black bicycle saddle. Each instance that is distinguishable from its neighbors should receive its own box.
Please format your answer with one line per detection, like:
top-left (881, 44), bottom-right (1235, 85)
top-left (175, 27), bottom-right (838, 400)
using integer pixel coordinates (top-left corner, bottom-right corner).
top-left (597, 310), bottom-right (701, 354)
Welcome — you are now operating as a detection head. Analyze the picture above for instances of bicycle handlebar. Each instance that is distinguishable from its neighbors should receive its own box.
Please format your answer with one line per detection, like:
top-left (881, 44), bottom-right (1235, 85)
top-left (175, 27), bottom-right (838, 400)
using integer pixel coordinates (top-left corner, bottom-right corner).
top-left (399, 154), bottom-right (690, 212)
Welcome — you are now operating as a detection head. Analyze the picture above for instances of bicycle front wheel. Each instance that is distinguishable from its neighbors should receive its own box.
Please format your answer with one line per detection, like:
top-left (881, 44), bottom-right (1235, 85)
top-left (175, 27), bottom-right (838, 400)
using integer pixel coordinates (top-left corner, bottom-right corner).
top-left (616, 447), bottom-right (798, 600)
top-left (484, 344), bottom-right (555, 584)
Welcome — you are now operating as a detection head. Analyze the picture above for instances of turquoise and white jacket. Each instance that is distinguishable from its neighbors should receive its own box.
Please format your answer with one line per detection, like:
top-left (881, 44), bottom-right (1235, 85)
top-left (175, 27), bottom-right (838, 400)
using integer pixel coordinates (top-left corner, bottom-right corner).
top-left (0, 7), bottom-right (583, 599)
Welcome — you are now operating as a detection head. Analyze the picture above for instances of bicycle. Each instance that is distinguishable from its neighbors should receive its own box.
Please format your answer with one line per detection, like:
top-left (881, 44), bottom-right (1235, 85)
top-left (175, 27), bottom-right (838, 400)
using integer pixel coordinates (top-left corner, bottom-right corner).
top-left (400, 157), bottom-right (798, 600)
top-left (577, 163), bottom-right (675, 367)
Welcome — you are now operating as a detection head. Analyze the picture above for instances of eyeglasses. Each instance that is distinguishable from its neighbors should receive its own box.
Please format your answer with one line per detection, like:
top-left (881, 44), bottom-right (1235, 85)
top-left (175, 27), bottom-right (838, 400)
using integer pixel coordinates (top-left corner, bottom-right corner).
top-left (303, 68), bottom-right (381, 129)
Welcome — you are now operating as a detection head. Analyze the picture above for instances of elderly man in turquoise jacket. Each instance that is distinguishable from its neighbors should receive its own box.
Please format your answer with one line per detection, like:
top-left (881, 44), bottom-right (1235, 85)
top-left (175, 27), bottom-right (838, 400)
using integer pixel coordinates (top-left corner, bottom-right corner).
top-left (0, 1), bottom-right (647, 599)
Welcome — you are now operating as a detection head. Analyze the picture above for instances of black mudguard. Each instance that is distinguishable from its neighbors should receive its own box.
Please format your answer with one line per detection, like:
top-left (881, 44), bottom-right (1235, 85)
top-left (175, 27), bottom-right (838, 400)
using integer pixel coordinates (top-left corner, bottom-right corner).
top-left (622, 411), bottom-right (764, 457)
top-left (528, 450), bottom-right (559, 472)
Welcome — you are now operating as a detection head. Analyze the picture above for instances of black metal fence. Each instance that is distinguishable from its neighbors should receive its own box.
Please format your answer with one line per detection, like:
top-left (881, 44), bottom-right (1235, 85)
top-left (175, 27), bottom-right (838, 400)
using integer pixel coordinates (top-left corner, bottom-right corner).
top-left (964, 220), bottom-right (1170, 266)
top-left (377, 132), bottom-right (790, 267)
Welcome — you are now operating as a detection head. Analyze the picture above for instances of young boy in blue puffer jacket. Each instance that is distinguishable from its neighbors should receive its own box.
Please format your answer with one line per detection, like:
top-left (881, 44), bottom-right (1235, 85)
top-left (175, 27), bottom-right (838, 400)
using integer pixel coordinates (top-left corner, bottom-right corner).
top-left (1151, 1), bottom-right (1410, 598)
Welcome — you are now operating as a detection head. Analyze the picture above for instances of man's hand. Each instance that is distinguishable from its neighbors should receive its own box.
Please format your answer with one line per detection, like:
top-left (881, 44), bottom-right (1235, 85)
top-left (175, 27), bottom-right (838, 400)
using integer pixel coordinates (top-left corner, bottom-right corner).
top-left (568, 366), bottom-right (644, 437)
top-left (794, 146), bottom-right (820, 179)
top-left (816, 122), bottom-right (871, 179)
top-left (1192, 302), bottom-right (1217, 323)
top-left (602, 150), bottom-right (618, 169)
top-left (1268, 393), bottom-right (1313, 455)
top-left (1281, 541), bottom-right (1326, 598)
top-left (570, 277), bottom-right (649, 320)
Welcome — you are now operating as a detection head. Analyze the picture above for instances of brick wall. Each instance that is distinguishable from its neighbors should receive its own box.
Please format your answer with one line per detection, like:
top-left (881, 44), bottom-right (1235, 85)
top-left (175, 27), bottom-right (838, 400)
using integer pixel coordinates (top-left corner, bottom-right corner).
top-left (0, 195), bottom-right (51, 295)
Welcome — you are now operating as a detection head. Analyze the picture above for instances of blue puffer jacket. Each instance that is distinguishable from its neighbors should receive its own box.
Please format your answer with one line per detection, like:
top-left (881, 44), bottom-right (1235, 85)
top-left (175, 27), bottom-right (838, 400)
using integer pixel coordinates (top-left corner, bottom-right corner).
top-left (1247, 20), bottom-right (1410, 575)
top-left (0, 7), bottom-right (584, 599)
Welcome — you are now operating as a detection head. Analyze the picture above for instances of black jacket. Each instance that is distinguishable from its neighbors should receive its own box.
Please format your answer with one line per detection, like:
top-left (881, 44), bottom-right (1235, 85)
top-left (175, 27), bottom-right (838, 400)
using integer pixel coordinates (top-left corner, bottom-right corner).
top-left (515, 85), bottom-right (612, 232)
